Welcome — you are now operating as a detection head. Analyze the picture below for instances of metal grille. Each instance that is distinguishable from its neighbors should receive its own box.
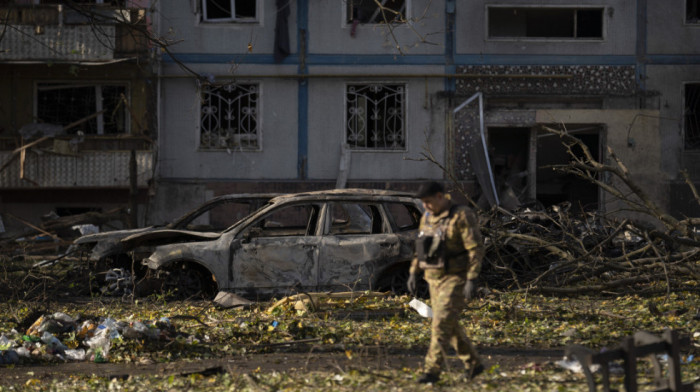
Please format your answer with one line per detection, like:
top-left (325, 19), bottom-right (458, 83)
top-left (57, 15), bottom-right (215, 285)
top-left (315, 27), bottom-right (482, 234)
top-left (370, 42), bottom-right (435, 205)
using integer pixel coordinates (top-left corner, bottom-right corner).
top-left (346, 84), bottom-right (405, 150)
top-left (685, 84), bottom-right (700, 149)
top-left (0, 151), bottom-right (152, 188)
top-left (200, 83), bottom-right (259, 150)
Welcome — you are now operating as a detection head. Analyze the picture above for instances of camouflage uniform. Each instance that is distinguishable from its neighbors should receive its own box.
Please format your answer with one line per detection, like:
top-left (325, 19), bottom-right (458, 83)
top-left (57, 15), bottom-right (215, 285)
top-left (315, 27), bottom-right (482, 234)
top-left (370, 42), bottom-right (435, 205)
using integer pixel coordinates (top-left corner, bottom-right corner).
top-left (410, 202), bottom-right (484, 375)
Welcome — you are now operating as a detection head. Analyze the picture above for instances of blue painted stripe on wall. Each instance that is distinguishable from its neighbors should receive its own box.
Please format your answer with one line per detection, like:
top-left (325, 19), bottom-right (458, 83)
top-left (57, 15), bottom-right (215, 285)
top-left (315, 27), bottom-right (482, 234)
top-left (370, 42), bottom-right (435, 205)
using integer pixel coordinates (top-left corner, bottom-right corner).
top-left (646, 55), bottom-right (700, 64)
top-left (453, 54), bottom-right (636, 66)
top-left (163, 53), bottom-right (700, 67)
top-left (297, 0), bottom-right (309, 179)
top-left (164, 53), bottom-right (647, 66)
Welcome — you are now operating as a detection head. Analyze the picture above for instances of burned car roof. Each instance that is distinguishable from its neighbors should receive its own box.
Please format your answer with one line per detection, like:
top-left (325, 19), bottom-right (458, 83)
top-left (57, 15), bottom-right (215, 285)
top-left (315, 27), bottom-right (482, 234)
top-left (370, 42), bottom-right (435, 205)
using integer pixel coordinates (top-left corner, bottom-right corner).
top-left (74, 193), bottom-right (279, 261)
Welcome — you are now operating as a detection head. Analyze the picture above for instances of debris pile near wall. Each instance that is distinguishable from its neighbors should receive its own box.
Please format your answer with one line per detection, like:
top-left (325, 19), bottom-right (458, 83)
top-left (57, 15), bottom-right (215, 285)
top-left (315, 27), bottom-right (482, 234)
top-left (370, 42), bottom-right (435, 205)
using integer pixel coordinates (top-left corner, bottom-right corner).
top-left (480, 203), bottom-right (698, 295)
top-left (476, 126), bottom-right (699, 295)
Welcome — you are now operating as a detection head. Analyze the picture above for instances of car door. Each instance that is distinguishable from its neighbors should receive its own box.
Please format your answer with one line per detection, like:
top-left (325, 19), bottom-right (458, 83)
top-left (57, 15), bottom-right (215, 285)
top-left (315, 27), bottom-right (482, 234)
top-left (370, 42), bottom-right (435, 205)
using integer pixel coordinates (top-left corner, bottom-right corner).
top-left (318, 201), bottom-right (401, 291)
top-left (231, 203), bottom-right (321, 293)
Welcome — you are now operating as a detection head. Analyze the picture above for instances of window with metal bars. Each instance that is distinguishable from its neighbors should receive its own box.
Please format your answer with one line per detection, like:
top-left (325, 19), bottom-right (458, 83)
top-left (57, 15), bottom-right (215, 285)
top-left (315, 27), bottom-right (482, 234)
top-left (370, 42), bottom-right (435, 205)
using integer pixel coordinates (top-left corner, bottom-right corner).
top-left (685, 84), bottom-right (700, 149)
top-left (200, 83), bottom-right (260, 151)
top-left (346, 83), bottom-right (405, 150)
top-left (36, 83), bottom-right (128, 135)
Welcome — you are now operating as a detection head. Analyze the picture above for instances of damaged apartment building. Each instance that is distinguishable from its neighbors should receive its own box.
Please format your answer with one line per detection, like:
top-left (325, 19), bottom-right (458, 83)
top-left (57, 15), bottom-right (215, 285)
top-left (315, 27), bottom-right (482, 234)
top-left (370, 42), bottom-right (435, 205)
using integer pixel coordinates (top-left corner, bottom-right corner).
top-left (150, 0), bottom-right (700, 224)
top-left (0, 0), bottom-right (155, 233)
top-left (3, 0), bottom-right (700, 231)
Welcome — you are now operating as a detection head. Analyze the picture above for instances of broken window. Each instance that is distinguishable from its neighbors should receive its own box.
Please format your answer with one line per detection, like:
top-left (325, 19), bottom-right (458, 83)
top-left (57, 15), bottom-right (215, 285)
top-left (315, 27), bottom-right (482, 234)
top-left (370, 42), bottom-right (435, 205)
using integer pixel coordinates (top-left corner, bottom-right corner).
top-left (328, 202), bottom-right (380, 235)
top-left (384, 202), bottom-right (420, 231)
top-left (200, 83), bottom-right (260, 150)
top-left (685, 84), bottom-right (700, 149)
top-left (488, 7), bottom-right (604, 39)
top-left (202, 0), bottom-right (256, 22)
top-left (346, 84), bottom-right (405, 150)
top-left (688, 0), bottom-right (700, 23)
top-left (36, 83), bottom-right (128, 135)
top-left (346, 0), bottom-right (406, 24)
top-left (180, 200), bottom-right (260, 232)
top-left (251, 204), bottom-right (318, 237)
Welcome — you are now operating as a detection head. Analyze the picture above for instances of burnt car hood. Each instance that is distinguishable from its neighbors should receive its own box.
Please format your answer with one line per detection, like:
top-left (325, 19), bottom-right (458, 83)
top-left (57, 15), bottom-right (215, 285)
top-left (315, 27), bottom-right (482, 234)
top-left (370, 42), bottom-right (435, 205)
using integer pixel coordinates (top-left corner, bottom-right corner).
top-left (74, 227), bottom-right (157, 245)
top-left (120, 229), bottom-right (222, 249)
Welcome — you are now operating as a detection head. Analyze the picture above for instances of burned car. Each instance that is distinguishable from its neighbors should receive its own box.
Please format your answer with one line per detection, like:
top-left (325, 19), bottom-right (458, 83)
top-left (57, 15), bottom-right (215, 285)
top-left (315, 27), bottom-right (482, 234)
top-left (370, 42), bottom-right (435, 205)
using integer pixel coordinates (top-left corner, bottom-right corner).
top-left (125, 189), bottom-right (425, 298)
top-left (73, 194), bottom-right (277, 270)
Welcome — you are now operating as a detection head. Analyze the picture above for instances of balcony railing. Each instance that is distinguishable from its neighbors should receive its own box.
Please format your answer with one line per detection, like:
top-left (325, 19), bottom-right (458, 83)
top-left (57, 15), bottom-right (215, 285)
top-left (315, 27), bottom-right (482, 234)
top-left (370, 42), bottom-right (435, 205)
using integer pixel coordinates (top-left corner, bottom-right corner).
top-left (0, 5), bottom-right (149, 61)
top-left (0, 136), bottom-right (153, 188)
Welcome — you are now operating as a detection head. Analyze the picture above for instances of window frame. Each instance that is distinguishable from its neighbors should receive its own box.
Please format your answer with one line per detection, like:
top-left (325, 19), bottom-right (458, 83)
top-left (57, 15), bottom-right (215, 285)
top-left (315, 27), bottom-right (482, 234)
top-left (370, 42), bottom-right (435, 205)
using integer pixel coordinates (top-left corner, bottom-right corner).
top-left (197, 81), bottom-right (262, 152)
top-left (684, 82), bottom-right (700, 150)
top-left (686, 0), bottom-right (700, 25)
top-left (324, 201), bottom-right (387, 236)
top-left (342, 0), bottom-right (411, 26)
top-left (201, 0), bottom-right (260, 24)
top-left (237, 202), bottom-right (322, 239)
top-left (485, 5), bottom-right (606, 41)
top-left (343, 81), bottom-right (408, 152)
top-left (33, 81), bottom-right (131, 135)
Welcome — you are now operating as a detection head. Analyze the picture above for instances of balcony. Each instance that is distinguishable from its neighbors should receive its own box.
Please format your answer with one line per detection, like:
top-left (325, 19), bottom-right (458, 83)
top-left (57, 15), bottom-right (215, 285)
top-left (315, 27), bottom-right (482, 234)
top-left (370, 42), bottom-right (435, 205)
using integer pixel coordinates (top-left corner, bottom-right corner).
top-left (0, 136), bottom-right (153, 189)
top-left (0, 5), bottom-right (149, 62)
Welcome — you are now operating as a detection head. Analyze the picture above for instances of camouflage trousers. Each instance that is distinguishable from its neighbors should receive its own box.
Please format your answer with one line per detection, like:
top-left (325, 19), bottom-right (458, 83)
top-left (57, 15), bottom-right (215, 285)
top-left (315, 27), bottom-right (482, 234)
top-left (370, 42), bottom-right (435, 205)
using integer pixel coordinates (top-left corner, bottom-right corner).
top-left (423, 272), bottom-right (481, 375)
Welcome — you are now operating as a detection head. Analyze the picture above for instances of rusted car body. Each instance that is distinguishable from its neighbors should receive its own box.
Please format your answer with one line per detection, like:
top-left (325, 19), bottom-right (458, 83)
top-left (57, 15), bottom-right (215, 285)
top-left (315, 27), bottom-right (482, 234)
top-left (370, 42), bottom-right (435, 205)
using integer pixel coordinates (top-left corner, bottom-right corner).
top-left (130, 189), bottom-right (424, 298)
top-left (73, 194), bottom-right (277, 263)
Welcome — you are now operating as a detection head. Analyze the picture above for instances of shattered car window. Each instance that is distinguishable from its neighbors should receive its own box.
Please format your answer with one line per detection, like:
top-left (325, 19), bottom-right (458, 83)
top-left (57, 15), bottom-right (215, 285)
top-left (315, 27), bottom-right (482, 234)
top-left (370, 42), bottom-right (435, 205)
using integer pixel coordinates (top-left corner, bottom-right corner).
top-left (246, 204), bottom-right (319, 237)
top-left (384, 202), bottom-right (421, 232)
top-left (328, 202), bottom-right (383, 235)
top-left (173, 200), bottom-right (262, 232)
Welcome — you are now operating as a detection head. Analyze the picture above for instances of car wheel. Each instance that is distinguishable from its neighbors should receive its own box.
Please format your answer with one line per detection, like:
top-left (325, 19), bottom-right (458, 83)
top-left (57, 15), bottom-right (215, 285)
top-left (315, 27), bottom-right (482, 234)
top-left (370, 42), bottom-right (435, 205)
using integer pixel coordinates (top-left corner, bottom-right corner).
top-left (160, 263), bottom-right (216, 299)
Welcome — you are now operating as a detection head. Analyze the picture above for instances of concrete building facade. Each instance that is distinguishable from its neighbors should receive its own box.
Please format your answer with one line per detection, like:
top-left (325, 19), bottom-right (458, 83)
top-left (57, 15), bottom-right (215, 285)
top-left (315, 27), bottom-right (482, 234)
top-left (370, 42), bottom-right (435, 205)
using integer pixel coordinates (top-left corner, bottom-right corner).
top-left (151, 0), bottom-right (700, 222)
top-left (3, 1), bottom-right (698, 229)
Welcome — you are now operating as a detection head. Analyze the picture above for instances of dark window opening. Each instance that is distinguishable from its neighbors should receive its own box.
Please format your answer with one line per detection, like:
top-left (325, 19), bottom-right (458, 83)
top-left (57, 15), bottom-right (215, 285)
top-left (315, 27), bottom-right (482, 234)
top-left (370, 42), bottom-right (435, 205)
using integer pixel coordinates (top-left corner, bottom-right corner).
top-left (36, 83), bottom-right (128, 135)
top-left (488, 128), bottom-right (530, 207)
top-left (536, 127), bottom-right (600, 210)
top-left (328, 202), bottom-right (382, 235)
top-left (687, 0), bottom-right (700, 23)
top-left (245, 204), bottom-right (319, 238)
top-left (203, 0), bottom-right (256, 22)
top-left (346, 0), bottom-right (406, 24)
top-left (385, 202), bottom-right (421, 232)
top-left (685, 84), bottom-right (700, 149)
top-left (488, 7), bottom-right (604, 39)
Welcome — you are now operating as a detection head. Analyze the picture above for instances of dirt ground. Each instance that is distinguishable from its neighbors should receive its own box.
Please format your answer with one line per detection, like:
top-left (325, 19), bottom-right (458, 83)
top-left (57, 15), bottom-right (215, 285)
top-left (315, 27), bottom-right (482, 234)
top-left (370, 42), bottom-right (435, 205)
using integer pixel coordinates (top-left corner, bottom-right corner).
top-left (0, 346), bottom-right (563, 386)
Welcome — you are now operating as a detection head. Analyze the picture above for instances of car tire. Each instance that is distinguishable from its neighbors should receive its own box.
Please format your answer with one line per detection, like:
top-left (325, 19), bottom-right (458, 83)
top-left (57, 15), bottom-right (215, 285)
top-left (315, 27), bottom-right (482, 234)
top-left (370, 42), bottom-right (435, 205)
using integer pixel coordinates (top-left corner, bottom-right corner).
top-left (159, 262), bottom-right (217, 299)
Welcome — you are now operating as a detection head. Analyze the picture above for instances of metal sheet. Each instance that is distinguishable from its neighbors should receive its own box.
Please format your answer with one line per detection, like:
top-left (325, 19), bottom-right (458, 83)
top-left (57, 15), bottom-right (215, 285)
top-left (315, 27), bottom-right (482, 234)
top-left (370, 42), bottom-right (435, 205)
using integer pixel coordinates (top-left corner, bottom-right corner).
top-left (0, 25), bottom-right (114, 61)
top-left (0, 150), bottom-right (152, 188)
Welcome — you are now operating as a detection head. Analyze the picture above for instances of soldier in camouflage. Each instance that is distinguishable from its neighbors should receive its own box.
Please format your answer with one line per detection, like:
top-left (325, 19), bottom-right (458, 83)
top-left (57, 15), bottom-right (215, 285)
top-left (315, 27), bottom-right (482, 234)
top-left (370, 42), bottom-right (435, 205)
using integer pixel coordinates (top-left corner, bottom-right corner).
top-left (407, 181), bottom-right (485, 384)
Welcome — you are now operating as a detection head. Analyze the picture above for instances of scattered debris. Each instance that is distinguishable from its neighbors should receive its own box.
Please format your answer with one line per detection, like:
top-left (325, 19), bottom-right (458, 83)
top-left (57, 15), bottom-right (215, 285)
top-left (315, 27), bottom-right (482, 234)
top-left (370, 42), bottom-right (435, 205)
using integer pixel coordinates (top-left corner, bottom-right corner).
top-left (213, 291), bottom-right (253, 308)
top-left (408, 298), bottom-right (432, 318)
